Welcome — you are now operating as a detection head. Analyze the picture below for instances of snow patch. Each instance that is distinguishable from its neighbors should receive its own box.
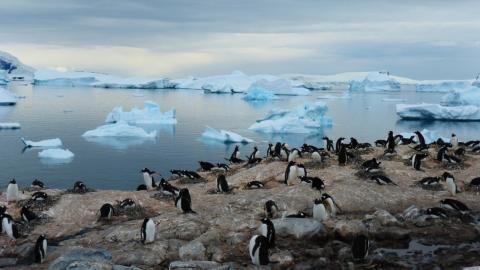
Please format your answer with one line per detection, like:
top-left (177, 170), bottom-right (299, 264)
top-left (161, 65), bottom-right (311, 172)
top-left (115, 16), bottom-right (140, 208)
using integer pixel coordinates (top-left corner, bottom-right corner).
top-left (202, 126), bottom-right (253, 144)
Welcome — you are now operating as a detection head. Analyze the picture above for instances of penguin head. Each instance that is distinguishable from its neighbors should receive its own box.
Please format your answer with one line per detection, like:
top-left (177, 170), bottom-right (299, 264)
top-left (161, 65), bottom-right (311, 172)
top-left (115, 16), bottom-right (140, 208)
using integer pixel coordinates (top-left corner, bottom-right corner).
top-left (260, 217), bottom-right (271, 225)
top-left (141, 168), bottom-right (150, 173)
top-left (254, 146), bottom-right (258, 151)
top-left (322, 136), bottom-right (328, 140)
top-left (452, 133), bottom-right (456, 137)
top-left (234, 146), bottom-right (239, 151)
top-left (217, 174), bottom-right (226, 182)
top-left (388, 131), bottom-right (393, 136)
top-left (321, 193), bottom-right (332, 201)
top-left (287, 161), bottom-right (296, 167)
top-left (314, 198), bottom-right (323, 205)
top-left (10, 179), bottom-right (16, 184)
top-left (441, 172), bottom-right (454, 181)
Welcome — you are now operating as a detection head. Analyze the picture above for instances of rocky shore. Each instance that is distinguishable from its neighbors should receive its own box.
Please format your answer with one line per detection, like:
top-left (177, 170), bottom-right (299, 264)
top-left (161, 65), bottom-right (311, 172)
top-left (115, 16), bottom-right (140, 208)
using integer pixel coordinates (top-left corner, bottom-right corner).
top-left (1, 144), bottom-right (480, 269)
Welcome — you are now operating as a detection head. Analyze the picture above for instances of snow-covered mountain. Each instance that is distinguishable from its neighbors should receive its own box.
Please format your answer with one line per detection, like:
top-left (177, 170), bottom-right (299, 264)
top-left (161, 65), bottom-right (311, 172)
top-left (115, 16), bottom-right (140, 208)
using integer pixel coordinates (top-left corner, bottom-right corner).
top-left (0, 51), bottom-right (35, 83)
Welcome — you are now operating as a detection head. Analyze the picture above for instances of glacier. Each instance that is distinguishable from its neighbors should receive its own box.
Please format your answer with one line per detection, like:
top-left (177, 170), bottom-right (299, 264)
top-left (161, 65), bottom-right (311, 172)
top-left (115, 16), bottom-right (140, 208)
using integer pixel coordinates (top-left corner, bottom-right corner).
top-left (22, 138), bottom-right (63, 148)
top-left (38, 148), bottom-right (74, 163)
top-left (0, 87), bottom-right (17, 105)
top-left (349, 71), bottom-right (401, 92)
top-left (201, 126), bottom-right (253, 144)
top-left (105, 101), bottom-right (177, 125)
top-left (0, 122), bottom-right (20, 129)
top-left (82, 121), bottom-right (157, 138)
top-left (249, 102), bottom-right (332, 134)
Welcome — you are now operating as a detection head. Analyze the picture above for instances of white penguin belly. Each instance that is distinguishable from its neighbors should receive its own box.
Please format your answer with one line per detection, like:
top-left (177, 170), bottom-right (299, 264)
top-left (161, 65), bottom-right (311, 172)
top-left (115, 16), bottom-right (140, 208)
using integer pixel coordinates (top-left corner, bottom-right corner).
top-left (143, 173), bottom-right (152, 189)
top-left (446, 178), bottom-right (456, 196)
top-left (249, 235), bottom-right (260, 265)
top-left (313, 204), bottom-right (328, 221)
top-left (145, 220), bottom-right (155, 243)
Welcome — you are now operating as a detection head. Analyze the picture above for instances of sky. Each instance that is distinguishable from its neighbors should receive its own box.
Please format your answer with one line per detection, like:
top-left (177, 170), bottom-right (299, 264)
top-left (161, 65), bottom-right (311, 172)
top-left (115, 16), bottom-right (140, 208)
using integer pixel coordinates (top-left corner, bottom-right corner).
top-left (0, 0), bottom-right (479, 80)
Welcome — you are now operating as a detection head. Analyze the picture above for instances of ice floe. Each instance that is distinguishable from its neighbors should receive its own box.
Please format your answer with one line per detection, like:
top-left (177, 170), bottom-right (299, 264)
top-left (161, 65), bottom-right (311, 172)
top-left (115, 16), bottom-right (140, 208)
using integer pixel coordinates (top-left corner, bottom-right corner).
top-left (416, 81), bottom-right (471, 92)
top-left (249, 102), bottom-right (332, 134)
top-left (249, 79), bottom-right (310, 96)
top-left (242, 87), bottom-right (279, 101)
top-left (441, 86), bottom-right (480, 107)
top-left (82, 121), bottom-right (157, 138)
top-left (202, 126), bottom-right (253, 144)
top-left (349, 71), bottom-right (401, 92)
top-left (38, 148), bottom-right (74, 163)
top-left (105, 101), bottom-right (177, 125)
top-left (21, 138), bottom-right (63, 148)
top-left (396, 103), bottom-right (480, 121)
top-left (317, 93), bottom-right (352, 100)
top-left (0, 87), bottom-right (17, 105)
top-left (399, 129), bottom-right (448, 144)
top-left (382, 98), bottom-right (406, 102)
top-left (0, 122), bottom-right (20, 129)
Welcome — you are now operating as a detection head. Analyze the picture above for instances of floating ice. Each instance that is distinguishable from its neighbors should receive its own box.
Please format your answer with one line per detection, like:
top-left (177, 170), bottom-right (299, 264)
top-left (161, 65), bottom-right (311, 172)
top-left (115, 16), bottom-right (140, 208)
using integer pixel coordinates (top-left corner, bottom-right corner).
top-left (82, 121), bottom-right (157, 138)
top-left (92, 77), bottom-right (175, 89)
top-left (105, 101), bottom-right (177, 125)
top-left (38, 148), bottom-right (74, 163)
top-left (242, 87), bottom-right (279, 101)
top-left (22, 137), bottom-right (63, 147)
top-left (382, 98), bottom-right (406, 102)
top-left (300, 81), bottom-right (332, 90)
top-left (0, 122), bottom-right (20, 129)
top-left (317, 93), bottom-right (352, 100)
top-left (441, 86), bottom-right (480, 107)
top-left (202, 126), bottom-right (253, 144)
top-left (399, 129), bottom-right (448, 144)
top-left (396, 103), bottom-right (480, 121)
top-left (202, 84), bottom-right (234, 94)
top-left (249, 102), bottom-right (332, 134)
top-left (349, 71), bottom-right (401, 92)
top-left (416, 81), bottom-right (471, 92)
top-left (249, 79), bottom-right (310, 96)
top-left (0, 87), bottom-right (17, 105)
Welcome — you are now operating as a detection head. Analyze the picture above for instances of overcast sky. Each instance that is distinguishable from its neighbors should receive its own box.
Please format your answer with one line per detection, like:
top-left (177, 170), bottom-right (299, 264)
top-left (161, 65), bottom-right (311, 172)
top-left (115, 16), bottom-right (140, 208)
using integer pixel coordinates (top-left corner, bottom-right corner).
top-left (0, 0), bottom-right (478, 79)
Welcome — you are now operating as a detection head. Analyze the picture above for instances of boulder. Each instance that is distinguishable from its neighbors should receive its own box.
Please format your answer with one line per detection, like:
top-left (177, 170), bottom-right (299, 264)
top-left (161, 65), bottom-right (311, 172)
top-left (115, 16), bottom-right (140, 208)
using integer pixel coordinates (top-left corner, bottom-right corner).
top-left (179, 241), bottom-right (207, 261)
top-left (272, 218), bottom-right (326, 239)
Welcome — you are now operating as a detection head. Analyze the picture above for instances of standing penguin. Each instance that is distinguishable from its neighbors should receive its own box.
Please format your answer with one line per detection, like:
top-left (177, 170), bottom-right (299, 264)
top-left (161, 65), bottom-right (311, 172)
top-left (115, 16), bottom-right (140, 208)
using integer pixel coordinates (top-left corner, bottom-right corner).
top-left (248, 146), bottom-right (259, 160)
top-left (442, 172), bottom-right (457, 196)
top-left (6, 179), bottom-right (20, 203)
top-left (323, 137), bottom-right (334, 152)
top-left (386, 131), bottom-right (395, 153)
top-left (411, 153), bottom-right (428, 170)
top-left (284, 161), bottom-right (298, 185)
top-left (99, 203), bottom-right (114, 220)
top-left (1, 214), bottom-right (19, 240)
top-left (437, 146), bottom-right (448, 162)
top-left (21, 206), bottom-right (37, 222)
top-left (264, 200), bottom-right (279, 219)
top-left (230, 145), bottom-right (240, 160)
top-left (321, 193), bottom-right (341, 217)
top-left (313, 198), bottom-right (329, 222)
top-left (450, 133), bottom-right (458, 148)
top-left (249, 235), bottom-right (270, 266)
top-left (31, 179), bottom-right (45, 189)
top-left (351, 235), bottom-right (369, 260)
top-left (338, 144), bottom-right (348, 166)
top-left (34, 235), bottom-right (48, 263)
top-left (175, 188), bottom-right (196, 214)
top-left (141, 168), bottom-right (157, 190)
top-left (266, 143), bottom-right (274, 157)
top-left (73, 181), bottom-right (87, 193)
top-left (287, 148), bottom-right (301, 162)
top-left (413, 131), bottom-right (428, 151)
top-left (335, 137), bottom-right (345, 153)
top-left (296, 164), bottom-right (307, 179)
top-left (216, 174), bottom-right (230, 193)
top-left (260, 217), bottom-right (275, 248)
top-left (141, 218), bottom-right (156, 244)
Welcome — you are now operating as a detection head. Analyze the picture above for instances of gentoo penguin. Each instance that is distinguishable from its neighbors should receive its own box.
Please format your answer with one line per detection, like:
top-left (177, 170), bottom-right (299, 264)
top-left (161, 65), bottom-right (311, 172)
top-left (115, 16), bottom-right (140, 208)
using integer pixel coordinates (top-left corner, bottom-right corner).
top-left (413, 131), bottom-right (428, 151)
top-left (418, 176), bottom-right (440, 187)
top-left (245, 181), bottom-right (264, 189)
top-left (216, 174), bottom-right (230, 193)
top-left (386, 131), bottom-right (395, 152)
top-left (2, 214), bottom-right (19, 240)
top-left (394, 134), bottom-right (403, 145)
top-left (411, 153), bottom-right (428, 170)
top-left (159, 179), bottom-right (179, 196)
top-left (287, 148), bottom-right (301, 162)
top-left (401, 136), bottom-right (415, 145)
top-left (375, 139), bottom-right (387, 148)
top-left (248, 146), bottom-right (259, 160)
top-left (141, 218), bottom-right (155, 244)
top-left (264, 200), bottom-right (279, 219)
top-left (31, 179), bottom-right (45, 189)
top-left (469, 177), bottom-right (480, 192)
top-left (425, 207), bottom-right (448, 219)
top-left (335, 137), bottom-right (345, 153)
top-left (137, 184), bottom-right (147, 191)
top-left (444, 154), bottom-right (462, 164)
top-left (249, 235), bottom-right (270, 265)
top-left (370, 175), bottom-right (397, 186)
top-left (182, 170), bottom-right (202, 179)
top-left (21, 205), bottom-right (37, 222)
top-left (99, 203), bottom-right (114, 220)
top-left (34, 235), bottom-right (48, 263)
top-left (454, 147), bottom-right (466, 156)
top-left (321, 193), bottom-right (342, 217)
top-left (199, 161), bottom-right (215, 171)
top-left (119, 198), bottom-right (136, 209)
top-left (175, 188), bottom-right (196, 214)
top-left (351, 235), bottom-right (369, 260)
top-left (266, 143), bottom-right (274, 157)
top-left (170, 169), bottom-right (185, 178)
top-left (437, 146), bottom-right (448, 162)
top-left (300, 176), bottom-right (325, 191)
top-left (141, 168), bottom-right (157, 190)
top-left (296, 164), bottom-right (307, 178)
top-left (349, 137), bottom-right (359, 149)
top-left (323, 137), bottom-right (334, 152)
top-left (361, 158), bottom-right (381, 172)
top-left (338, 144), bottom-right (348, 166)
top-left (450, 133), bottom-right (458, 148)
top-left (280, 144), bottom-right (290, 160)
top-left (440, 198), bottom-right (469, 212)
top-left (32, 191), bottom-right (48, 201)
top-left (216, 163), bottom-right (230, 171)
top-left (0, 205), bottom-right (6, 215)
top-left (73, 181), bottom-right (87, 193)
top-left (441, 172), bottom-right (457, 196)
top-left (6, 179), bottom-right (19, 203)
top-left (260, 217), bottom-right (275, 247)
top-left (230, 145), bottom-right (240, 160)
top-left (284, 161), bottom-right (298, 185)
top-left (313, 198), bottom-right (329, 222)
top-left (273, 142), bottom-right (282, 158)
top-left (286, 211), bottom-right (308, 218)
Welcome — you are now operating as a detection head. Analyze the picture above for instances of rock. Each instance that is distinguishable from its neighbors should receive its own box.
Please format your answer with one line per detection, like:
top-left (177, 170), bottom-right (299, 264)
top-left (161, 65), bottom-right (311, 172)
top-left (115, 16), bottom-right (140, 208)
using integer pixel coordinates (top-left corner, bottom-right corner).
top-left (225, 232), bottom-right (248, 245)
top-left (179, 241), bottom-right (207, 261)
top-left (270, 250), bottom-right (294, 269)
top-left (272, 218), bottom-right (326, 239)
top-left (49, 248), bottom-right (112, 270)
top-left (402, 205), bottom-right (422, 221)
top-left (365, 210), bottom-right (399, 226)
top-left (371, 227), bottom-right (410, 241)
top-left (59, 261), bottom-right (113, 270)
top-left (337, 246), bottom-right (352, 261)
top-left (113, 266), bottom-right (143, 270)
top-left (112, 241), bottom-right (168, 266)
top-left (15, 242), bottom-right (34, 258)
top-left (0, 258), bottom-right (17, 267)
top-left (334, 220), bottom-right (367, 240)
top-left (168, 260), bottom-right (226, 270)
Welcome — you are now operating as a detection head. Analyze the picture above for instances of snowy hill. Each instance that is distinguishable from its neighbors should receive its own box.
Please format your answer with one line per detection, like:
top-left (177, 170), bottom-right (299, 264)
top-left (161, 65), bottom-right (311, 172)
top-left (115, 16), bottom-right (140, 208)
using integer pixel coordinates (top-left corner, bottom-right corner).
top-left (0, 51), bottom-right (35, 83)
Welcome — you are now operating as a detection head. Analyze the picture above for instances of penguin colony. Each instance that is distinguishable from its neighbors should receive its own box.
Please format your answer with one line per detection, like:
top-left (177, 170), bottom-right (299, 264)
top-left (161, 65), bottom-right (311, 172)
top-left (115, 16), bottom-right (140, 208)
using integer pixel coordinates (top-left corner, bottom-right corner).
top-left (1, 130), bottom-right (480, 267)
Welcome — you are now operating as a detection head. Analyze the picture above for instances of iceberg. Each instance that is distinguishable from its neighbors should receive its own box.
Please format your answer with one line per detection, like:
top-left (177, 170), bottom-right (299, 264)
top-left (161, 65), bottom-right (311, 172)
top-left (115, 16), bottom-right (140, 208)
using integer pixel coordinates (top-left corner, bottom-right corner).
top-left (0, 122), bottom-right (20, 129)
top-left (82, 121), bottom-right (157, 138)
top-left (92, 77), bottom-right (175, 89)
top-left (249, 102), bottom-right (332, 134)
top-left (202, 126), bottom-right (253, 144)
top-left (300, 81), bottom-right (332, 91)
top-left (202, 84), bottom-right (234, 94)
top-left (399, 129), bottom-right (448, 144)
top-left (0, 51), bottom-right (35, 82)
top-left (105, 101), bottom-right (177, 125)
top-left (382, 98), bottom-right (406, 102)
top-left (441, 86), bottom-right (480, 107)
top-left (249, 79), bottom-right (310, 96)
top-left (349, 71), bottom-right (401, 92)
top-left (396, 103), bottom-right (480, 121)
top-left (416, 81), bottom-right (471, 92)
top-left (317, 93), bottom-right (352, 100)
top-left (22, 138), bottom-right (63, 147)
top-left (38, 148), bottom-right (74, 162)
top-left (242, 87), bottom-right (279, 101)
top-left (0, 87), bottom-right (17, 105)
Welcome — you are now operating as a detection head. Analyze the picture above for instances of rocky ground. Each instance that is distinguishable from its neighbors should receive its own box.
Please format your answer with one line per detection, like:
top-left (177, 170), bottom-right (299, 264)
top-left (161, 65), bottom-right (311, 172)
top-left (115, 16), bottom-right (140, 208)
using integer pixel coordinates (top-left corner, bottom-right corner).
top-left (1, 143), bottom-right (480, 269)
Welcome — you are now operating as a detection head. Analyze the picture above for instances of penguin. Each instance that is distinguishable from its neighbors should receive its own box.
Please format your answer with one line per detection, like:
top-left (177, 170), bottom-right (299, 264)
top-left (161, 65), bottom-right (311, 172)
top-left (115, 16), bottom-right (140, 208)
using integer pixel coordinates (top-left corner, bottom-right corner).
top-left (248, 146), bottom-right (259, 160)
top-left (349, 137), bottom-right (359, 149)
top-left (441, 172), bottom-right (457, 196)
top-left (440, 198), bottom-right (469, 212)
top-left (249, 235), bottom-right (270, 266)
top-left (321, 193), bottom-right (342, 217)
top-left (6, 179), bottom-right (19, 203)
top-left (357, 142), bottom-right (372, 150)
top-left (437, 146), bottom-right (448, 162)
top-left (73, 181), bottom-right (87, 193)
top-left (465, 140), bottom-right (480, 147)
top-left (141, 218), bottom-right (155, 244)
top-left (34, 235), bottom-right (48, 263)
top-left (413, 131), bottom-right (428, 151)
top-left (394, 134), bottom-right (403, 145)
top-left (301, 143), bottom-right (319, 154)
top-left (418, 177), bottom-right (440, 187)
top-left (454, 147), bottom-right (466, 156)
top-left (31, 179), bottom-right (45, 189)
top-left (370, 175), bottom-right (397, 186)
top-left (375, 139), bottom-right (387, 148)
top-left (245, 181), bottom-right (264, 189)
top-left (175, 188), bottom-right (196, 214)
top-left (286, 211), bottom-right (308, 218)
top-left (216, 174), bottom-right (230, 193)
top-left (296, 164), bottom-right (306, 178)
top-left (136, 184), bottom-right (147, 191)
top-left (401, 136), bottom-right (415, 145)
top-left (313, 198), bottom-right (329, 222)
top-left (300, 176), bottom-right (325, 191)
top-left (230, 145), bottom-right (240, 160)
top-left (338, 144), bottom-right (348, 166)
top-left (444, 154), bottom-right (462, 164)
top-left (259, 217), bottom-right (275, 248)
top-left (99, 203), bottom-right (114, 220)
top-left (351, 235), bottom-right (369, 260)
top-left (266, 143), bottom-right (274, 157)
top-left (2, 214), bottom-right (19, 240)
top-left (469, 177), bottom-right (480, 192)
top-left (361, 158), bottom-right (381, 172)
top-left (386, 131), bottom-right (395, 152)
top-left (119, 198), bottom-right (136, 209)
top-left (273, 142), bottom-right (282, 158)
top-left (182, 170), bottom-right (202, 180)
top-left (264, 200), bottom-right (279, 219)
top-left (159, 179), bottom-right (179, 196)
top-left (21, 205), bottom-right (37, 222)
top-left (0, 205), bottom-right (6, 215)
top-left (411, 153), bottom-right (428, 170)
top-left (280, 144), bottom-right (290, 160)
top-left (323, 137), bottom-right (334, 152)
top-left (311, 150), bottom-right (322, 161)
top-left (32, 191), bottom-right (48, 201)
top-left (284, 161), bottom-right (298, 185)
top-left (199, 161), bottom-right (215, 171)
top-left (215, 163), bottom-right (230, 171)
top-left (383, 148), bottom-right (396, 156)
top-left (141, 168), bottom-right (157, 190)
top-left (425, 207), bottom-right (448, 219)
top-left (450, 133), bottom-right (458, 148)
top-left (335, 137), bottom-right (345, 153)
top-left (287, 148), bottom-right (301, 162)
